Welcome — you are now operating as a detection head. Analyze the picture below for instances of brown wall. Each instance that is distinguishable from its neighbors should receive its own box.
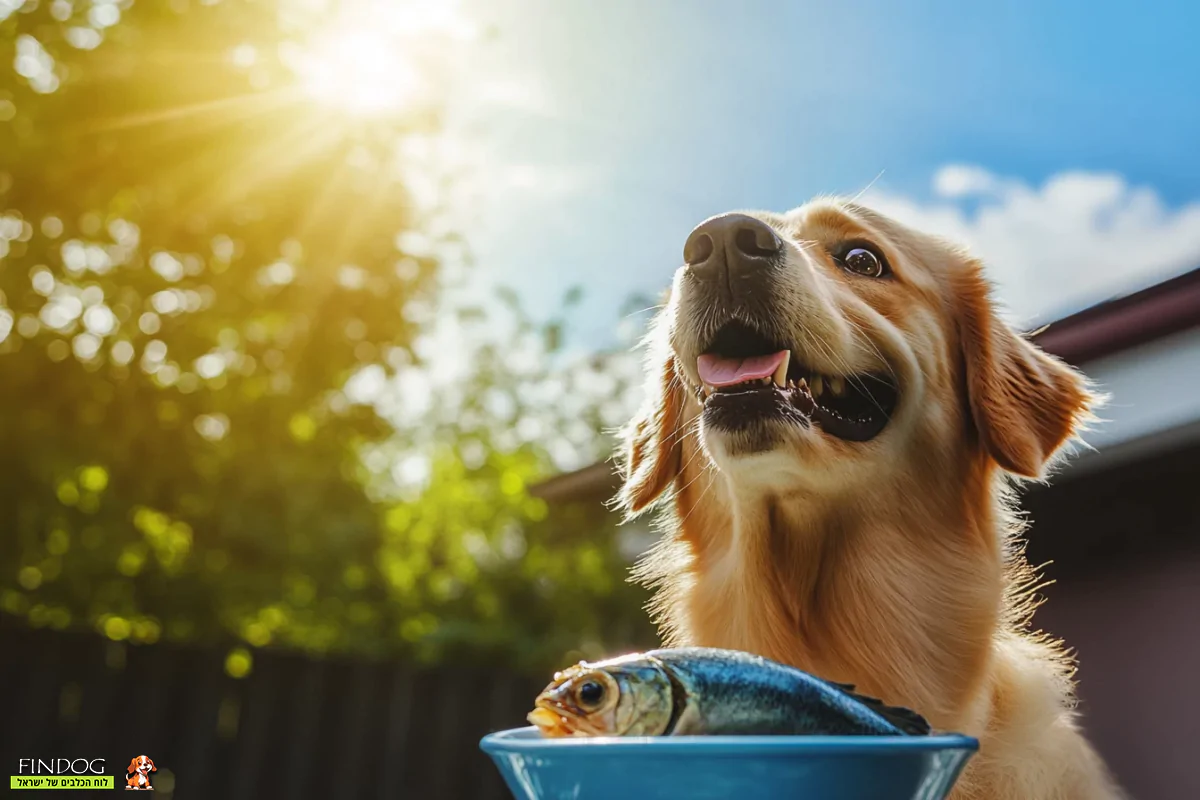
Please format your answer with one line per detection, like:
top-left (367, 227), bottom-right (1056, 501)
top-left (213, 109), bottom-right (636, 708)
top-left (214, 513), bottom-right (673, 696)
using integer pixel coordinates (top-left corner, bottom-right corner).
top-left (1036, 553), bottom-right (1200, 799)
top-left (1019, 440), bottom-right (1200, 800)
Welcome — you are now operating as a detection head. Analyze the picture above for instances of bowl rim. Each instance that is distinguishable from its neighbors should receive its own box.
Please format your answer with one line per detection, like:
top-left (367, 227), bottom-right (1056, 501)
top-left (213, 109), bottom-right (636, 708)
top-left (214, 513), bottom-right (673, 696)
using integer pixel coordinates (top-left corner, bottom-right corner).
top-left (481, 727), bottom-right (979, 757)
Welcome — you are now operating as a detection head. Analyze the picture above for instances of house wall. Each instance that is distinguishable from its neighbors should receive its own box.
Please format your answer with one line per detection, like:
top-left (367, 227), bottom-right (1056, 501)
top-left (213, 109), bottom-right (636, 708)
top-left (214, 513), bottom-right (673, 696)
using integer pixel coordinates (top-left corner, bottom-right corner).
top-left (1057, 325), bottom-right (1200, 478)
top-left (1037, 553), bottom-right (1200, 800)
top-left (1021, 438), bottom-right (1200, 800)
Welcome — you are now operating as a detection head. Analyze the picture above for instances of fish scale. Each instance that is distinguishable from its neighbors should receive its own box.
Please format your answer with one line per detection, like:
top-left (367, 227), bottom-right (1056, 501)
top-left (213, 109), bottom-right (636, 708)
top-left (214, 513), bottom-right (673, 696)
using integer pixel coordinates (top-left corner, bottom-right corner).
top-left (652, 648), bottom-right (927, 737)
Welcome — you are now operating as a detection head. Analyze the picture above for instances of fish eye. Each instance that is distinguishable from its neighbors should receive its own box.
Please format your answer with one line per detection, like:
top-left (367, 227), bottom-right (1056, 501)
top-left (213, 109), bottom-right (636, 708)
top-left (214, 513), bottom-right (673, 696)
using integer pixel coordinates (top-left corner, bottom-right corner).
top-left (577, 680), bottom-right (605, 708)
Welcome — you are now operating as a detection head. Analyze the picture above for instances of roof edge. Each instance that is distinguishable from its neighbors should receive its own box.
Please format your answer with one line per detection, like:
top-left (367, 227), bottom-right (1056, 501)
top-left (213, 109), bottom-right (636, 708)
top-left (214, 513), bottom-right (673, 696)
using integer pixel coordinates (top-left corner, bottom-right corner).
top-left (1031, 266), bottom-right (1200, 363)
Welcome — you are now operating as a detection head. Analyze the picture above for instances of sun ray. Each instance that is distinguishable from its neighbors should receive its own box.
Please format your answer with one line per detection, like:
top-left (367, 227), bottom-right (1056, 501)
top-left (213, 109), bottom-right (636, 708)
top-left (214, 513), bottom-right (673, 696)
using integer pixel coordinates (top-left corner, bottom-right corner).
top-left (43, 0), bottom-right (474, 264)
top-left (185, 116), bottom-right (349, 217)
top-left (83, 88), bottom-right (306, 134)
top-left (333, 163), bottom-right (407, 263)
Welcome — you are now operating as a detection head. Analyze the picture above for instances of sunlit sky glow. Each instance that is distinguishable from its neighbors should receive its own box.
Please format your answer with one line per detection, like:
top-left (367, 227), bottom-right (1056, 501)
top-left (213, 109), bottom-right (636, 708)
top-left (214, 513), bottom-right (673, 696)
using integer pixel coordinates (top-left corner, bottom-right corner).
top-left (241, 0), bottom-right (1200, 442)
top-left (444, 0), bottom-right (1200, 353)
top-left (216, 0), bottom-right (1198, 357)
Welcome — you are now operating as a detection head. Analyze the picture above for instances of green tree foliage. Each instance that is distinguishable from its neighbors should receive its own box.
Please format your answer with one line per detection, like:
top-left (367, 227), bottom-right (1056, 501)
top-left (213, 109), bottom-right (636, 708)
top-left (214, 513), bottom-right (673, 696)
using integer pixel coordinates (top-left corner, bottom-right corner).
top-left (0, 0), bottom-right (653, 672)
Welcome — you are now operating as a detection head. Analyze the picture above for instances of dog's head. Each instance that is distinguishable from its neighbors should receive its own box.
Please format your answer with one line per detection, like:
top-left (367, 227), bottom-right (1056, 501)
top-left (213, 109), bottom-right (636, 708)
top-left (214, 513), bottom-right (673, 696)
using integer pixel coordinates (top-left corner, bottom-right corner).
top-left (127, 756), bottom-right (155, 776)
top-left (619, 199), bottom-right (1095, 513)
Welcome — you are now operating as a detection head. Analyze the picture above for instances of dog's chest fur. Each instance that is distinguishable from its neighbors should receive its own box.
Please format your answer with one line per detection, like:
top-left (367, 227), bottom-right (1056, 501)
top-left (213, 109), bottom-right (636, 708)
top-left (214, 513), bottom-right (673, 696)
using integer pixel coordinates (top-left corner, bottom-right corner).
top-left (667, 484), bottom-right (1001, 730)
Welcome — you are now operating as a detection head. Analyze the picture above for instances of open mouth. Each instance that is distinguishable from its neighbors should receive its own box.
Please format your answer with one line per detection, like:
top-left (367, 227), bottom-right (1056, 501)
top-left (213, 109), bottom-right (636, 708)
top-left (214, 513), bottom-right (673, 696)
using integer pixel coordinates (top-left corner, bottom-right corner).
top-left (690, 322), bottom-right (898, 442)
top-left (528, 705), bottom-right (576, 738)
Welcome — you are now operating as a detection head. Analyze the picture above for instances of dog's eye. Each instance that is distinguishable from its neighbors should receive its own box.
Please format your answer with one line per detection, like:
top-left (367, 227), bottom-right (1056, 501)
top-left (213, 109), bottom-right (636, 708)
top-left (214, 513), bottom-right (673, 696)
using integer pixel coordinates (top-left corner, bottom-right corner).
top-left (838, 245), bottom-right (889, 278)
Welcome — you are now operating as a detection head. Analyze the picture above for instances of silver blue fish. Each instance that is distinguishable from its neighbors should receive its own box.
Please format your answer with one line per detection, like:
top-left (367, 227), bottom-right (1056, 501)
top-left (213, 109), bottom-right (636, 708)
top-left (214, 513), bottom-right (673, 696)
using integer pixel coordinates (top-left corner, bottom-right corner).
top-left (528, 647), bottom-right (931, 738)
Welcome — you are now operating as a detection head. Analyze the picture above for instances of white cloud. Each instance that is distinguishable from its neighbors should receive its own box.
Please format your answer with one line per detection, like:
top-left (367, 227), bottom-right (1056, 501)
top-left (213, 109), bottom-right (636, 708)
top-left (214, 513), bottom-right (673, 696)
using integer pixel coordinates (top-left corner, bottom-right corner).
top-left (932, 165), bottom-right (1005, 199)
top-left (864, 166), bottom-right (1200, 325)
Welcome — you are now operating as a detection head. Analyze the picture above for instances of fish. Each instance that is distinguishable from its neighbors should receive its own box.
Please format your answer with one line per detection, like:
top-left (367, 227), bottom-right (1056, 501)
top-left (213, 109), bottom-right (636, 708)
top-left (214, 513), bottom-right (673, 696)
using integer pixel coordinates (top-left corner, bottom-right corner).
top-left (527, 647), bottom-right (931, 738)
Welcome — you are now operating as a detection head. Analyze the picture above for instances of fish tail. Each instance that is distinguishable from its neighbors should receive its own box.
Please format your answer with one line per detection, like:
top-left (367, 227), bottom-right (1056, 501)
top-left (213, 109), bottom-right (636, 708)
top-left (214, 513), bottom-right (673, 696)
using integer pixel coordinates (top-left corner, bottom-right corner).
top-left (826, 680), bottom-right (932, 736)
top-left (853, 693), bottom-right (931, 735)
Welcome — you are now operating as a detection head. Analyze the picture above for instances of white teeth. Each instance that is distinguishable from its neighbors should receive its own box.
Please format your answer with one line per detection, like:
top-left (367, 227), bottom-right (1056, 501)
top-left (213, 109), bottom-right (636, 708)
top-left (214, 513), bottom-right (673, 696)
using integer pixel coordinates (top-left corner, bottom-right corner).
top-left (830, 376), bottom-right (845, 395)
top-left (703, 384), bottom-right (715, 397)
top-left (810, 375), bottom-right (824, 396)
top-left (797, 377), bottom-right (809, 393)
top-left (772, 350), bottom-right (791, 387)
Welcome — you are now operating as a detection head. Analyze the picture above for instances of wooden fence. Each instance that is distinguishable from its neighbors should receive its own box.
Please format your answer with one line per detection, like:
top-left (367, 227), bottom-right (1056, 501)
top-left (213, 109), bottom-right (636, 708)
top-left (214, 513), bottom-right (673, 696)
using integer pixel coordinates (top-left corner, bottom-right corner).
top-left (0, 620), bottom-right (542, 799)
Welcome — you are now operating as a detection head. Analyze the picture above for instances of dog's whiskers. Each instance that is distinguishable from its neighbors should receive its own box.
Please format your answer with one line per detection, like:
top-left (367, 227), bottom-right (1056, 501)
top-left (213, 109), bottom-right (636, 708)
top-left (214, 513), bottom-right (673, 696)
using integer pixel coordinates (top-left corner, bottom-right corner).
top-left (677, 459), bottom-right (719, 528)
top-left (848, 170), bottom-right (886, 204)
top-left (794, 328), bottom-right (880, 409)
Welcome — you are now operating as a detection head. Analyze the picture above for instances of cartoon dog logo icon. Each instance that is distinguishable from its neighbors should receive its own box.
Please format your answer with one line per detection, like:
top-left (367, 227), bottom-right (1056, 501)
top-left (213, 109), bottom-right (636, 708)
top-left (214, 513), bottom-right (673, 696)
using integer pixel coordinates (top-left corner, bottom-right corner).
top-left (125, 755), bottom-right (156, 791)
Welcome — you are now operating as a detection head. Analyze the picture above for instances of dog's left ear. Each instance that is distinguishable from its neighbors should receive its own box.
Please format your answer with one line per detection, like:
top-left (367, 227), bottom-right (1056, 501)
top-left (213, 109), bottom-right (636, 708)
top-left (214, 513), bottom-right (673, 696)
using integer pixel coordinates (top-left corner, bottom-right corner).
top-left (126, 759), bottom-right (138, 775)
top-left (616, 337), bottom-right (687, 516)
top-left (147, 759), bottom-right (156, 773)
top-left (956, 262), bottom-right (1095, 478)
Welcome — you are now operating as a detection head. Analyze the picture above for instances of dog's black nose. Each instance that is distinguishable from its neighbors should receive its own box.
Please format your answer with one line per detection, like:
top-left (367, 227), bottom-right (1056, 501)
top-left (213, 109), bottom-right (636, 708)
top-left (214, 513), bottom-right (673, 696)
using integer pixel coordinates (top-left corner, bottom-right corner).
top-left (684, 213), bottom-right (782, 289)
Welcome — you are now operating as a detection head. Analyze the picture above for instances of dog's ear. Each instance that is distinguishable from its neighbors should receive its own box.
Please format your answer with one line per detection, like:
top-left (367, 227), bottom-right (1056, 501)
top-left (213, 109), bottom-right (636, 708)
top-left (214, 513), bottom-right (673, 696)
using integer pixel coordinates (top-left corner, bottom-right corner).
top-left (126, 758), bottom-right (138, 775)
top-left (147, 758), bottom-right (156, 772)
top-left (955, 262), bottom-right (1095, 478)
top-left (616, 339), bottom-right (687, 516)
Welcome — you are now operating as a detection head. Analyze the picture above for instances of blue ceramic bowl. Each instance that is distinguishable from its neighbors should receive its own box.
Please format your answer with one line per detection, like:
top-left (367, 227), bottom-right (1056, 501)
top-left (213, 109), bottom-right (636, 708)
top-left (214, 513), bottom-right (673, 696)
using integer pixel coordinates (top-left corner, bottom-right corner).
top-left (481, 727), bottom-right (977, 800)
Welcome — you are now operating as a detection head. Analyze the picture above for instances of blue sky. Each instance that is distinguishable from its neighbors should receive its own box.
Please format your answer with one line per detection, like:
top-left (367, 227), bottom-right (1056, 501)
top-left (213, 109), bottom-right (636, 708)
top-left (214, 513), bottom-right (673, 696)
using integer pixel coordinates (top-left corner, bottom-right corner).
top-left (452, 0), bottom-right (1200, 351)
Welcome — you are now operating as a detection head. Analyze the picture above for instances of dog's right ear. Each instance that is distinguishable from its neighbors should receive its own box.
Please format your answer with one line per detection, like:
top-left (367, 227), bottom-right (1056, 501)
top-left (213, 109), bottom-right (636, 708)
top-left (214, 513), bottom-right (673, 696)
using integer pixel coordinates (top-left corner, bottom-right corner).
top-left (615, 338), bottom-right (687, 517)
top-left (954, 260), bottom-right (1095, 478)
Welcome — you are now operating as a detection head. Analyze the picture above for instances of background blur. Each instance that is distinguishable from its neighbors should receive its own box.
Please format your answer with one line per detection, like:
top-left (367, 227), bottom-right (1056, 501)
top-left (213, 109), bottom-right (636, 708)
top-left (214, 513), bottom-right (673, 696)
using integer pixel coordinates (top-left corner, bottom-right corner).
top-left (2, 1), bottom-right (1198, 798)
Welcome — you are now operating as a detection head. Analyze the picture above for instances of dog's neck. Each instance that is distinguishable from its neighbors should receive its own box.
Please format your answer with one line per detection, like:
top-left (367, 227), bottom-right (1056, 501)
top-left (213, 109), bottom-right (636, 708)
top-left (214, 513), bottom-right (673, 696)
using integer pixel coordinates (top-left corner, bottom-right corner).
top-left (661, 440), bottom-right (1006, 728)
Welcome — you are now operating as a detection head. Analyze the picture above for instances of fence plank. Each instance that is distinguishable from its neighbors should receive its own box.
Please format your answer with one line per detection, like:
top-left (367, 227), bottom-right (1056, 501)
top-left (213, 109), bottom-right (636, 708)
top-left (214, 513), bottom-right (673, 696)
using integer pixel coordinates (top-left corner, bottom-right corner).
top-left (171, 651), bottom-right (224, 800)
top-left (229, 653), bottom-right (282, 800)
top-left (477, 672), bottom-right (525, 800)
top-left (4, 629), bottom-right (64, 762)
top-left (377, 666), bottom-right (415, 800)
top-left (332, 661), bottom-right (375, 800)
top-left (282, 657), bottom-right (325, 800)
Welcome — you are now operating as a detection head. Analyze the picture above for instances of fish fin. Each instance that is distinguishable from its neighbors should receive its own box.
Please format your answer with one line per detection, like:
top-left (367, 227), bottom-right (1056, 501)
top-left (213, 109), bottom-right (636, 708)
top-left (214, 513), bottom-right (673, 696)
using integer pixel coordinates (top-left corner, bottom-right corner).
top-left (827, 681), bottom-right (932, 736)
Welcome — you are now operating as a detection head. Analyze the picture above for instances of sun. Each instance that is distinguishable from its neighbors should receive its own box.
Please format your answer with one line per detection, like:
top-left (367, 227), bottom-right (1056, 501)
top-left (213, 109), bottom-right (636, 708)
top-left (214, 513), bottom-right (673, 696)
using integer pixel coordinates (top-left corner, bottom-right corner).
top-left (296, 28), bottom-right (422, 116)
top-left (287, 1), bottom-right (471, 118)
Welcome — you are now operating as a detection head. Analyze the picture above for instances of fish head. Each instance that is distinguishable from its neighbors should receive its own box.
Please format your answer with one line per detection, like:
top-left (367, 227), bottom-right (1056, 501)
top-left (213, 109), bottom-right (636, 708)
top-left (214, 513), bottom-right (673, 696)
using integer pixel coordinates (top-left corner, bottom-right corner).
top-left (528, 654), bottom-right (674, 737)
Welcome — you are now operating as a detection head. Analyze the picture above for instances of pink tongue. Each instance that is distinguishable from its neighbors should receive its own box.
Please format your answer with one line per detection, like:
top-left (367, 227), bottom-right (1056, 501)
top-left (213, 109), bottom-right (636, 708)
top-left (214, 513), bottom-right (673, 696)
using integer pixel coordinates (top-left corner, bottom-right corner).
top-left (697, 350), bottom-right (787, 387)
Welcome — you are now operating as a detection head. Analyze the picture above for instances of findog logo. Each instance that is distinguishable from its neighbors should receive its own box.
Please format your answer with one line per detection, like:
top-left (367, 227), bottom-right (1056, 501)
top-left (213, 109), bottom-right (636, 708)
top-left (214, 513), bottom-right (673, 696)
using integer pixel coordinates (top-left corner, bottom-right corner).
top-left (11, 757), bottom-right (112, 790)
top-left (125, 755), bottom-right (157, 791)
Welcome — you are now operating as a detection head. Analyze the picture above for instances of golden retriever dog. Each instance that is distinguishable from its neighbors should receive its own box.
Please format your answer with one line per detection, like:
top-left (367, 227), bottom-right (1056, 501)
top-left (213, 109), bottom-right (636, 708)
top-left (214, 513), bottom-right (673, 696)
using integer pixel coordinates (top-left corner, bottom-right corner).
top-left (616, 199), bottom-right (1124, 799)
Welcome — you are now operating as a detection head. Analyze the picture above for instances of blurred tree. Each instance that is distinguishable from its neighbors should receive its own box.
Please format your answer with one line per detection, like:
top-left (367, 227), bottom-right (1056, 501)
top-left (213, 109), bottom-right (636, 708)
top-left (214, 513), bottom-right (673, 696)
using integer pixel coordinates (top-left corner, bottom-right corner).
top-left (0, 0), bottom-right (653, 672)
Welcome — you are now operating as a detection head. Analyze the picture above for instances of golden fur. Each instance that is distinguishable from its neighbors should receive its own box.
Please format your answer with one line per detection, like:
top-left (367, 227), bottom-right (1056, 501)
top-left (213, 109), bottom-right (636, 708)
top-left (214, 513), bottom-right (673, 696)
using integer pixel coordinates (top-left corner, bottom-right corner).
top-left (617, 199), bottom-right (1124, 799)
